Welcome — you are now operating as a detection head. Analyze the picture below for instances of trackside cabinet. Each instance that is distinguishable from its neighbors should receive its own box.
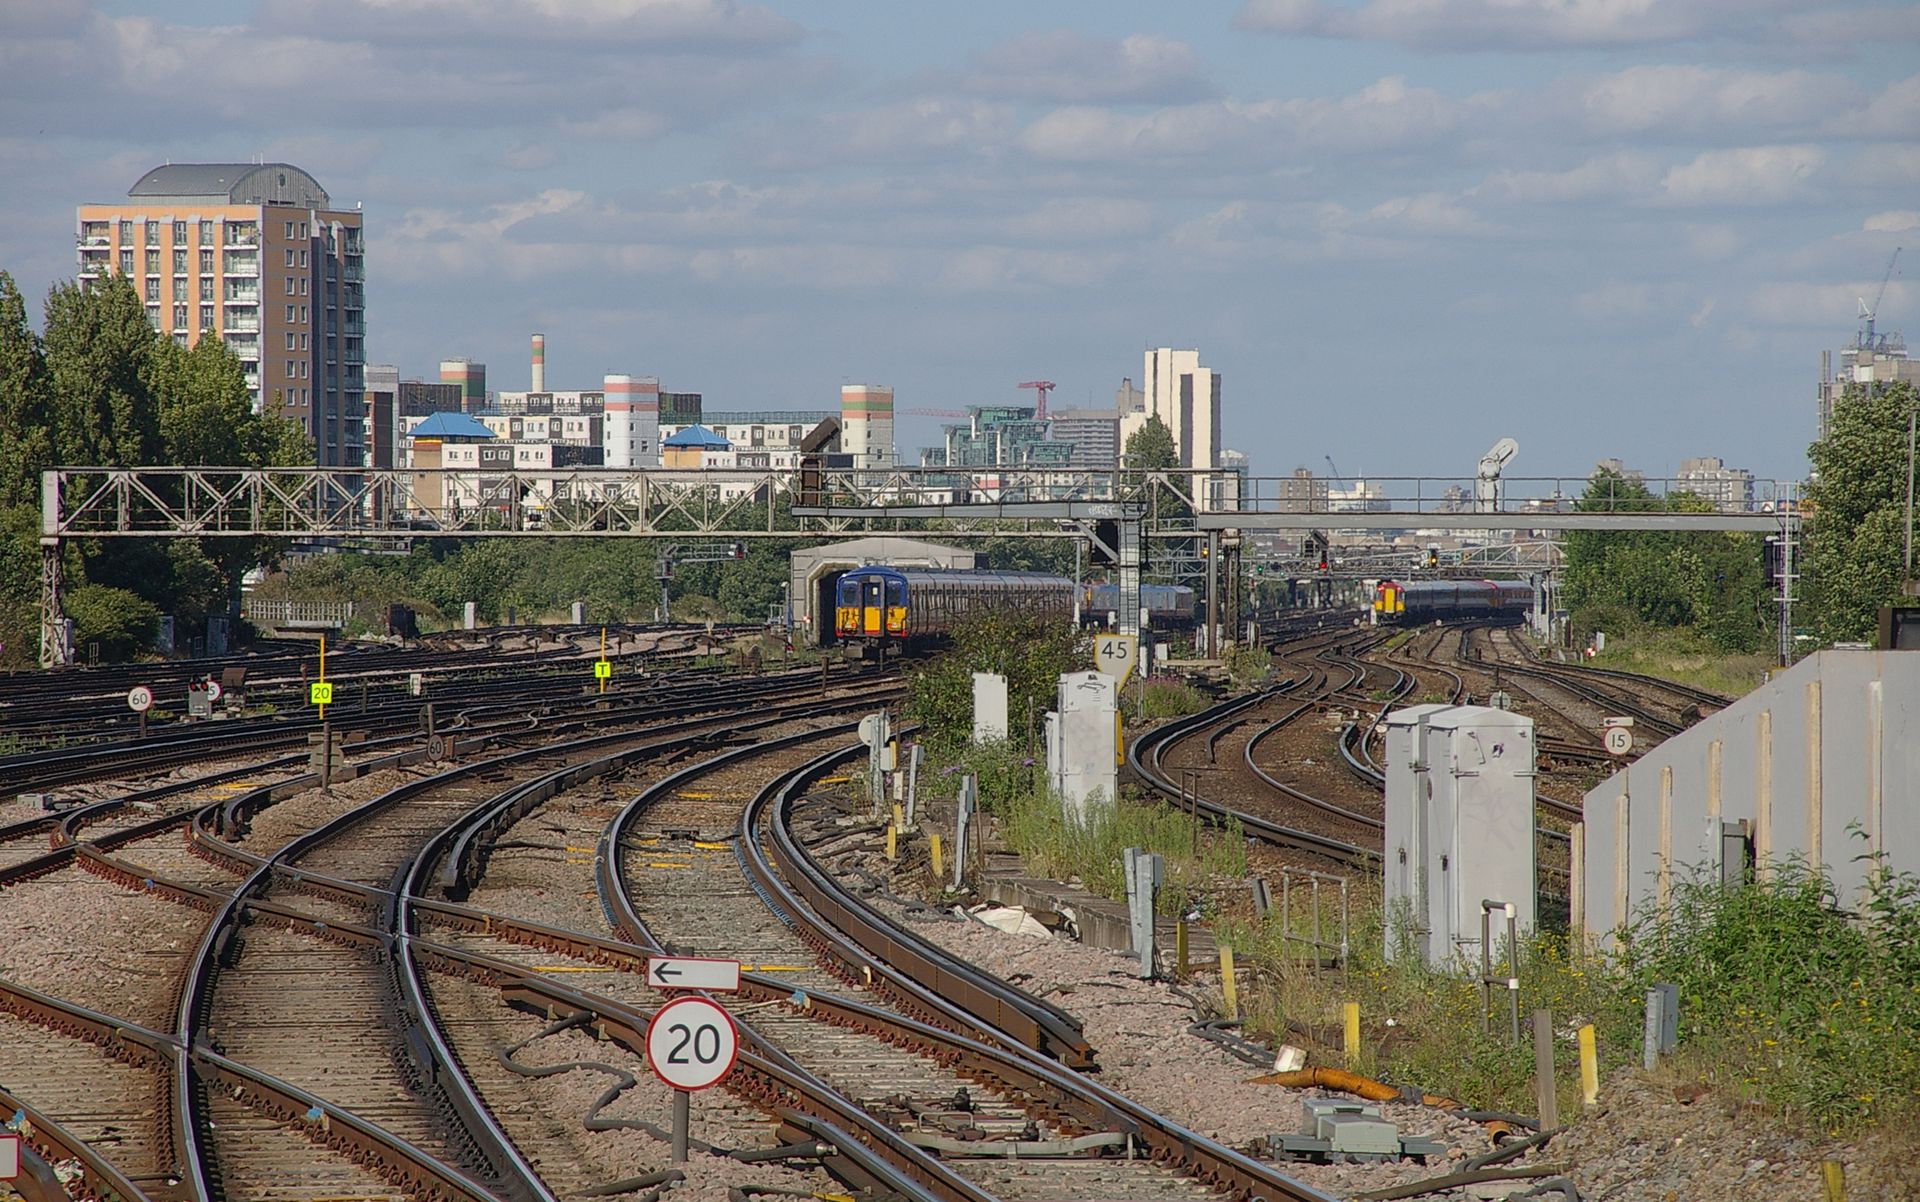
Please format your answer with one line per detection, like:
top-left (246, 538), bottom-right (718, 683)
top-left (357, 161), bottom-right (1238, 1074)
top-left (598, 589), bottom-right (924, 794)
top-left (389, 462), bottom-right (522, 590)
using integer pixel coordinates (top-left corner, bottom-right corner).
top-left (1382, 704), bottom-right (1451, 963)
top-left (1424, 706), bottom-right (1536, 967)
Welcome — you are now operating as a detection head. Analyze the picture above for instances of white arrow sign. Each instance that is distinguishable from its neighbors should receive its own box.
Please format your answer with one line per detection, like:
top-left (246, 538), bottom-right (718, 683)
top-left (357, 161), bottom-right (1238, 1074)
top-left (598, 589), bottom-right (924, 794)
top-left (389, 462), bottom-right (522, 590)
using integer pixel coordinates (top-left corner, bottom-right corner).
top-left (647, 956), bottom-right (741, 992)
top-left (646, 996), bottom-right (739, 1092)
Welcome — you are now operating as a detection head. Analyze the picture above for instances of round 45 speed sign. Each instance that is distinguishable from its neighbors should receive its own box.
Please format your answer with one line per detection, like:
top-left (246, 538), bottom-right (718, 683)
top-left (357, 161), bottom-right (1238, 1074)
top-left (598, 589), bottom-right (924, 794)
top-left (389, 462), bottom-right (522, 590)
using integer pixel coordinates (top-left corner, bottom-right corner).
top-left (645, 996), bottom-right (739, 1091)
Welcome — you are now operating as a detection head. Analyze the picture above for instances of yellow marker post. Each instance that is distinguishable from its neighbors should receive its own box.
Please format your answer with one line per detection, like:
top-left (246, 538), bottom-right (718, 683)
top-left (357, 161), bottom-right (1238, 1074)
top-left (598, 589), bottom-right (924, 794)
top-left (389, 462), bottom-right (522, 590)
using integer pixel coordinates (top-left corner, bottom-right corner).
top-left (1219, 946), bottom-right (1238, 1021)
top-left (929, 833), bottom-right (944, 880)
top-left (1822, 1159), bottom-right (1846, 1202)
top-left (891, 803), bottom-right (904, 832)
top-left (885, 824), bottom-right (897, 861)
top-left (1174, 920), bottom-right (1189, 980)
top-left (1578, 1024), bottom-right (1599, 1109)
top-left (598, 626), bottom-right (609, 693)
top-left (317, 634), bottom-right (327, 719)
top-left (1343, 1001), bottom-right (1361, 1067)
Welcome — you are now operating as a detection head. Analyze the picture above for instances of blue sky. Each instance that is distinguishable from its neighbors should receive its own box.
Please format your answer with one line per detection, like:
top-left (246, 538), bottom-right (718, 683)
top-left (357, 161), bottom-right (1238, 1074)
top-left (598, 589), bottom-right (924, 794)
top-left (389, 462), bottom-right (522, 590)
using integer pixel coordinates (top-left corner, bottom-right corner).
top-left (3, 0), bottom-right (1917, 484)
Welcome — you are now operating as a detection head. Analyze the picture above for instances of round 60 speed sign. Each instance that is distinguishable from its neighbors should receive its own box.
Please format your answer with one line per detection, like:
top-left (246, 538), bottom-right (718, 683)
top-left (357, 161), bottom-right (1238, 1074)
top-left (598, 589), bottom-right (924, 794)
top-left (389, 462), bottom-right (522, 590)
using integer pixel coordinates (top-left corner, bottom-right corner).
top-left (126, 686), bottom-right (153, 713)
top-left (645, 996), bottom-right (738, 1091)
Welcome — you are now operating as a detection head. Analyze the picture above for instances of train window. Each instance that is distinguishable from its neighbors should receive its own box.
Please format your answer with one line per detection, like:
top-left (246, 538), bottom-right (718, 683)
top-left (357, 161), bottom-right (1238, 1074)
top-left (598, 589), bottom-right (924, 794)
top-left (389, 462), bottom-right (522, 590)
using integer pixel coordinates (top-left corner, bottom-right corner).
top-left (888, 579), bottom-right (906, 608)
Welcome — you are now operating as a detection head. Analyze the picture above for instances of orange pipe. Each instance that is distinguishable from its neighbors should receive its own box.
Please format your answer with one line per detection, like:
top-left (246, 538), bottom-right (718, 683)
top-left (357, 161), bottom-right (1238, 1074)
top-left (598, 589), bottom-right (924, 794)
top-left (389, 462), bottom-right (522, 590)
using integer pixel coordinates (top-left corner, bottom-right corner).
top-left (1250, 1067), bottom-right (1464, 1111)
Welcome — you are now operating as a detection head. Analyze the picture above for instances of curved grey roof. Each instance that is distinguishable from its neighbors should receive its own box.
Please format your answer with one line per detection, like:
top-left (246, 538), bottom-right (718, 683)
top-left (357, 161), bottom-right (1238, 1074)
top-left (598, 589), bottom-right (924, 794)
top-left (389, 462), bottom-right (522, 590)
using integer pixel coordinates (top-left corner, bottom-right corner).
top-left (128, 163), bottom-right (330, 208)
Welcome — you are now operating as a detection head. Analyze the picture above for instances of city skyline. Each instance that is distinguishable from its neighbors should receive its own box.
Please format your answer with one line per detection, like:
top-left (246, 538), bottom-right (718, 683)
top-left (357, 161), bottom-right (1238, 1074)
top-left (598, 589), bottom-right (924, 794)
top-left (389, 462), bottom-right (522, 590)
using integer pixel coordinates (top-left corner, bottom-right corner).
top-left (5, 1), bottom-right (1918, 483)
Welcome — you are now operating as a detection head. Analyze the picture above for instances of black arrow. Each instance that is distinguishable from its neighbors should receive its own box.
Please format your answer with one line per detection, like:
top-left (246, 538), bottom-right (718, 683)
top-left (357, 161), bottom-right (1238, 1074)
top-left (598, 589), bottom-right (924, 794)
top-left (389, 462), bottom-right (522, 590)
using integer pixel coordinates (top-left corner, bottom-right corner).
top-left (651, 962), bottom-right (681, 984)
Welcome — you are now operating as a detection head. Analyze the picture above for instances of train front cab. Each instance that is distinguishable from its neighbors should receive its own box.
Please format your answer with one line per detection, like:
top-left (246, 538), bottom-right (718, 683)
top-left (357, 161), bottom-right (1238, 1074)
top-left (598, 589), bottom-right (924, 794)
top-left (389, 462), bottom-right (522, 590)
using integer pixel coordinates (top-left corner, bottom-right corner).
top-left (1374, 580), bottom-right (1405, 620)
top-left (835, 568), bottom-right (907, 659)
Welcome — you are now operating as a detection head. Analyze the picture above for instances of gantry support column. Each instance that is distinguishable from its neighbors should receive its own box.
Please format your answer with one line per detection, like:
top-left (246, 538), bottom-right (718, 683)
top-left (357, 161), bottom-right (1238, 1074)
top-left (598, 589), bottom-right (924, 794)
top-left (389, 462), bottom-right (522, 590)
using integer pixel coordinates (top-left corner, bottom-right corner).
top-left (40, 538), bottom-right (68, 668)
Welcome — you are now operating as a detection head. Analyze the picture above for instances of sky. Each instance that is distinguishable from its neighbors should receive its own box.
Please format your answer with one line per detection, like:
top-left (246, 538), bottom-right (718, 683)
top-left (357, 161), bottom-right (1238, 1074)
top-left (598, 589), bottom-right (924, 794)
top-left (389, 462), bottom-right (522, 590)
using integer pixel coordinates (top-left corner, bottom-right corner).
top-left (2, 0), bottom-right (1917, 486)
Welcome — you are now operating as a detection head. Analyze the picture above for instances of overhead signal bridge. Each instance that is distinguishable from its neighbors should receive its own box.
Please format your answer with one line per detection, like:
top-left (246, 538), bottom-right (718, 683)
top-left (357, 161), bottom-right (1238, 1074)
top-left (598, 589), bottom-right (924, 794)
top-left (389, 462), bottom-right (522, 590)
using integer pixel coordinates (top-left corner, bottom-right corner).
top-left (37, 466), bottom-right (1797, 665)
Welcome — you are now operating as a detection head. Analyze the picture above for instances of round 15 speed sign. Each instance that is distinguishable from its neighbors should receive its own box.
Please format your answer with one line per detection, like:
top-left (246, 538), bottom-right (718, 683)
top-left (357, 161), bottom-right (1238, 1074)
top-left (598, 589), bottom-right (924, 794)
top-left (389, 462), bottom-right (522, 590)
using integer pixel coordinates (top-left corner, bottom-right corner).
top-left (645, 996), bottom-right (739, 1091)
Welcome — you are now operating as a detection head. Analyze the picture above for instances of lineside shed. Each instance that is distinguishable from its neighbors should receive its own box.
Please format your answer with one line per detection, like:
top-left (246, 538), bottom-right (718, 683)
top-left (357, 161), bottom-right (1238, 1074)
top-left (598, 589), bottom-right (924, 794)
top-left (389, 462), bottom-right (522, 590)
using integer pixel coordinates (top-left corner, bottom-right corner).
top-left (1580, 649), bottom-right (1920, 947)
top-left (789, 537), bottom-right (975, 646)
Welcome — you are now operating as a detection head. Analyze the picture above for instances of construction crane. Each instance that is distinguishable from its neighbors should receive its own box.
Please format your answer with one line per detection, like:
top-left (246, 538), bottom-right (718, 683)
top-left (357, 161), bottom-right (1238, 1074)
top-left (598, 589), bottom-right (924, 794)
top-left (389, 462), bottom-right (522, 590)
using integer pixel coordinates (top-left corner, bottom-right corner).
top-left (1859, 246), bottom-right (1903, 351)
top-left (1323, 455), bottom-right (1344, 486)
top-left (1018, 380), bottom-right (1055, 420)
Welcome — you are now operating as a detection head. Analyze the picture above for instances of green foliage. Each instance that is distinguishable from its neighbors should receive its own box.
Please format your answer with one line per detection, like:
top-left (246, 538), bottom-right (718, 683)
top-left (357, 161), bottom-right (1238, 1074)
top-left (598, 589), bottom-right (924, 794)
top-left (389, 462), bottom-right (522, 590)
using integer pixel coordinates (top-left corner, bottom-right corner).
top-left (1620, 856), bottom-right (1920, 1127)
top-left (63, 583), bottom-right (159, 661)
top-left (43, 275), bottom-right (161, 467)
top-left (1223, 644), bottom-right (1272, 688)
top-left (905, 611), bottom-right (1082, 753)
top-left (1124, 415), bottom-right (1178, 471)
top-left (1129, 677), bottom-right (1206, 720)
top-left (0, 272), bottom-right (52, 508)
top-left (1560, 467), bottom-right (1772, 653)
top-left (1803, 381), bottom-right (1920, 642)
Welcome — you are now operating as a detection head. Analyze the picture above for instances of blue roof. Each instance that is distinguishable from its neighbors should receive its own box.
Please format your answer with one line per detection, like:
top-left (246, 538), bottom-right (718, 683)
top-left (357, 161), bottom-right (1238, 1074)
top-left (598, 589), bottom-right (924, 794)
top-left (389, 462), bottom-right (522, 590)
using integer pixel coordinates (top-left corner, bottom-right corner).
top-left (663, 424), bottom-right (730, 449)
top-left (410, 412), bottom-right (496, 440)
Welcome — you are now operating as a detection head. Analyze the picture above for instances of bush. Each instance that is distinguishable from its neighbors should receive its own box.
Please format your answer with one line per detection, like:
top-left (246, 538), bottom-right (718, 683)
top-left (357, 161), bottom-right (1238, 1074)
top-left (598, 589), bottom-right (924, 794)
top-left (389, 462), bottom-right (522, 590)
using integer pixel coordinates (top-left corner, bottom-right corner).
top-left (1130, 677), bottom-right (1206, 721)
top-left (1619, 855), bottom-right (1920, 1128)
top-left (64, 583), bottom-right (159, 661)
top-left (906, 612), bottom-right (1081, 753)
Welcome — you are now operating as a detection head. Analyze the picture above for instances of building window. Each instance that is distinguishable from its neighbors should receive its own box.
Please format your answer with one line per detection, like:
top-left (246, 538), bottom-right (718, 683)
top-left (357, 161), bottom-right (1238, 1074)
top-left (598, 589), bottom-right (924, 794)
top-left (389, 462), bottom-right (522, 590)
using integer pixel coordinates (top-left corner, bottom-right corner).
top-left (173, 248), bottom-right (187, 273)
top-left (119, 219), bottom-right (133, 241)
top-left (285, 221), bottom-right (295, 238)
top-left (287, 359), bottom-right (296, 375)
top-left (300, 305), bottom-right (307, 321)
top-left (285, 276), bottom-right (295, 295)
top-left (172, 220), bottom-right (187, 243)
top-left (298, 278), bottom-right (307, 295)
top-left (300, 222), bottom-right (308, 237)
top-left (199, 248), bottom-right (213, 273)
top-left (173, 303), bottom-right (187, 329)
top-left (200, 304), bottom-right (214, 328)
top-left (300, 333), bottom-right (308, 350)
top-left (300, 249), bottom-right (308, 267)
top-left (119, 250), bottom-right (133, 274)
top-left (285, 249), bottom-right (295, 267)
top-left (144, 278), bottom-right (159, 302)
top-left (286, 305), bottom-right (296, 321)
top-left (286, 333), bottom-right (296, 350)
top-left (144, 220), bottom-right (159, 242)
top-left (199, 220), bottom-right (214, 243)
top-left (199, 277), bottom-right (213, 301)
top-left (146, 305), bottom-right (161, 330)
top-left (145, 249), bottom-right (159, 274)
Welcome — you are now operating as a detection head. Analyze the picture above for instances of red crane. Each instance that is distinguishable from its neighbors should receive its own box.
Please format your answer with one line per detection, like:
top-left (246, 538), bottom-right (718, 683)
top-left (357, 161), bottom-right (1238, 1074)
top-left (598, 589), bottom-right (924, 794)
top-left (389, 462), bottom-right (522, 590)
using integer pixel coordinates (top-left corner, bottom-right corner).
top-left (1018, 380), bottom-right (1054, 420)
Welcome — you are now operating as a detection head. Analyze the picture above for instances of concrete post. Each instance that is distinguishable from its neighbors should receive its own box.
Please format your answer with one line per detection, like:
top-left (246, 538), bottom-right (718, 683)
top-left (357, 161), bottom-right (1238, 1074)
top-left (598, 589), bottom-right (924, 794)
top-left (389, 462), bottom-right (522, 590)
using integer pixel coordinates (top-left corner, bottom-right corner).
top-left (971, 672), bottom-right (1008, 743)
top-left (463, 601), bottom-right (477, 630)
top-left (905, 743), bottom-right (922, 830)
top-left (953, 775), bottom-right (976, 891)
top-left (1123, 847), bottom-right (1163, 979)
top-left (571, 601), bottom-right (585, 624)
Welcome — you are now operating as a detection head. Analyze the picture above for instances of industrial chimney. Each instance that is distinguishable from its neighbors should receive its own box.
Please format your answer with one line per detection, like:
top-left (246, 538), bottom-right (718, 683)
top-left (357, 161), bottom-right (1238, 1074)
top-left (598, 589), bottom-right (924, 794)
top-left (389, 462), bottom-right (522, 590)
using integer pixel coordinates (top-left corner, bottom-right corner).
top-left (531, 332), bottom-right (546, 392)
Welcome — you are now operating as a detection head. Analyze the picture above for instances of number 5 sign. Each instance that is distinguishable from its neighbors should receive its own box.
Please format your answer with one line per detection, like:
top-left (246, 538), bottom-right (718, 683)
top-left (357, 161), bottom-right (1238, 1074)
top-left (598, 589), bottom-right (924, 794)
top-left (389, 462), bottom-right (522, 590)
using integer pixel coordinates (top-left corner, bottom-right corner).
top-left (646, 996), bottom-right (739, 1092)
top-left (1093, 634), bottom-right (1138, 688)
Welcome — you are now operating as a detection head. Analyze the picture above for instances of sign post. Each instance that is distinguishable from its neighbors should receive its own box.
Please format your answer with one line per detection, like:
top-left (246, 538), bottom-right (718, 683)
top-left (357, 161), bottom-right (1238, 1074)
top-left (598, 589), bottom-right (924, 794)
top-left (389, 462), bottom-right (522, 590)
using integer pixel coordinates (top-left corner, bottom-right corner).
top-left (1602, 717), bottom-right (1634, 757)
top-left (645, 996), bottom-right (740, 1163)
top-left (1093, 633), bottom-right (1138, 689)
top-left (127, 685), bottom-right (153, 739)
top-left (597, 626), bottom-right (610, 694)
top-left (646, 957), bottom-right (741, 993)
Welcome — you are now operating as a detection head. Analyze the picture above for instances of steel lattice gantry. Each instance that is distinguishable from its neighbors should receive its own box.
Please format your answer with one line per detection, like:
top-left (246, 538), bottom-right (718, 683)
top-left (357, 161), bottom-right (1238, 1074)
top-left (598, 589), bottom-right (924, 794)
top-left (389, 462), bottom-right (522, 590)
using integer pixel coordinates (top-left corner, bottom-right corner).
top-left (35, 466), bottom-right (1800, 666)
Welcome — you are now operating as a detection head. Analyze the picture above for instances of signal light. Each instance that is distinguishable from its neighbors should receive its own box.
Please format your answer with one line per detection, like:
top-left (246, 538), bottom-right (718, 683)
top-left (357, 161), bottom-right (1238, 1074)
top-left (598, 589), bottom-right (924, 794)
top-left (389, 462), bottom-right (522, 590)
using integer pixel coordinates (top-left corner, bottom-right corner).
top-left (728, 541), bottom-right (745, 559)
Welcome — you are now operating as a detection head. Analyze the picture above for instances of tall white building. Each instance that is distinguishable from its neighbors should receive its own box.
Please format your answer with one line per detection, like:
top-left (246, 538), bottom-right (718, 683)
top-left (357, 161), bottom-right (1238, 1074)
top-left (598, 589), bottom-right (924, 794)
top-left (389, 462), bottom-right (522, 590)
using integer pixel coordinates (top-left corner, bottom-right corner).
top-left (840, 384), bottom-right (894, 470)
top-left (1675, 456), bottom-right (1756, 512)
top-left (1122, 348), bottom-right (1221, 470)
top-left (603, 374), bottom-right (659, 468)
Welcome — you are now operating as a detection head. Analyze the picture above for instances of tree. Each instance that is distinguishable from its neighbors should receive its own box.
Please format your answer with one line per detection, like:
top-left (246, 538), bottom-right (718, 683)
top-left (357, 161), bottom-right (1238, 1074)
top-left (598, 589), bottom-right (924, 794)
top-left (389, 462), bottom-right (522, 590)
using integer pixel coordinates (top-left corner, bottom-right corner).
top-left (42, 275), bottom-right (161, 467)
top-left (1560, 468), bottom-right (1772, 652)
top-left (1803, 380), bottom-right (1920, 642)
top-left (1124, 414), bottom-right (1178, 471)
top-left (0, 272), bottom-right (51, 508)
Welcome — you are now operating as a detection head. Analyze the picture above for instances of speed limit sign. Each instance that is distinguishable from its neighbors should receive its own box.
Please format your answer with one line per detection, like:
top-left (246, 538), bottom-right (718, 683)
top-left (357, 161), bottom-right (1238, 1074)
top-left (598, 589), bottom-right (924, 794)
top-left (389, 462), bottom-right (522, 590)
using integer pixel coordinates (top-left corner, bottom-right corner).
top-left (645, 996), bottom-right (738, 1092)
top-left (126, 686), bottom-right (154, 713)
top-left (1603, 726), bottom-right (1634, 756)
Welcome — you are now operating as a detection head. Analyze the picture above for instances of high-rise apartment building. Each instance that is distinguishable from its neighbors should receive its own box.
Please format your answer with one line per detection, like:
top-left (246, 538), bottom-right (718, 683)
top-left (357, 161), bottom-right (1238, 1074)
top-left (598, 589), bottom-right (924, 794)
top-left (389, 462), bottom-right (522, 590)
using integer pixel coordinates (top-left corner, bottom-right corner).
top-left (1820, 343), bottom-right (1918, 439)
top-left (1122, 348), bottom-right (1221, 470)
top-left (77, 163), bottom-right (365, 466)
top-left (1675, 456), bottom-right (1756, 512)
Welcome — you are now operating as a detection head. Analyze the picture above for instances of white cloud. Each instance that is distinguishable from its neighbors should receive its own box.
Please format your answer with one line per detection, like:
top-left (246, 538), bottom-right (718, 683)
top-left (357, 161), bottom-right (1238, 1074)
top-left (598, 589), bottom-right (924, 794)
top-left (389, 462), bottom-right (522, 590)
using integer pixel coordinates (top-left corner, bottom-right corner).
top-left (1234, 0), bottom-right (1804, 51)
top-left (1864, 210), bottom-right (1920, 232)
top-left (1571, 65), bottom-right (1857, 139)
top-left (1476, 152), bottom-right (1663, 203)
top-left (1660, 146), bottom-right (1823, 205)
top-left (962, 30), bottom-right (1208, 104)
top-left (1745, 279), bottom-right (1914, 328)
top-left (1018, 76), bottom-right (1481, 164)
top-left (256, 0), bottom-right (800, 49)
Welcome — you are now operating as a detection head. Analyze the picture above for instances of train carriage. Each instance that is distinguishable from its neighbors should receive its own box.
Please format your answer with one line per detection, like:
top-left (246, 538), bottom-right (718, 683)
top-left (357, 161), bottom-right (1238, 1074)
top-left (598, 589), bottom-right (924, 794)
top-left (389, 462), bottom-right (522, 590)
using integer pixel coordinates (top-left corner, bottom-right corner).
top-left (834, 565), bottom-right (1076, 659)
top-left (1373, 578), bottom-right (1534, 625)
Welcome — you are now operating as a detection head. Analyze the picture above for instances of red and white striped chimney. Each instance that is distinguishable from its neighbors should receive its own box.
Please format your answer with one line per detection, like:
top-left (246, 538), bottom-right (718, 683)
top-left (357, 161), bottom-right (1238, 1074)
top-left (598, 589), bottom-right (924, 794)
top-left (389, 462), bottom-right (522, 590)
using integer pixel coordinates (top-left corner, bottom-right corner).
top-left (531, 332), bottom-right (546, 392)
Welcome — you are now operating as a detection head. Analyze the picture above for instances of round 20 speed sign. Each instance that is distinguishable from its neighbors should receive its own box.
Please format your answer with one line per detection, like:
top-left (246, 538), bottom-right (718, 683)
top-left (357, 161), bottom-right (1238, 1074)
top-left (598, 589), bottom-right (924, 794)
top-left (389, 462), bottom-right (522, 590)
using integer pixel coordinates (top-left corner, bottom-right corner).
top-left (645, 996), bottom-right (739, 1091)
